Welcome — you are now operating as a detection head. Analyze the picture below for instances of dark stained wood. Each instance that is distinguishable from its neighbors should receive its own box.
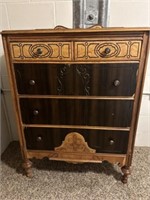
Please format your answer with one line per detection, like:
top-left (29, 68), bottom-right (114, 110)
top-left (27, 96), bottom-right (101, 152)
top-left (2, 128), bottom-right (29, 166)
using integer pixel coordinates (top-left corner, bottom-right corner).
top-left (20, 98), bottom-right (133, 127)
top-left (121, 166), bottom-right (131, 184)
top-left (24, 128), bottom-right (129, 154)
top-left (14, 63), bottom-right (138, 96)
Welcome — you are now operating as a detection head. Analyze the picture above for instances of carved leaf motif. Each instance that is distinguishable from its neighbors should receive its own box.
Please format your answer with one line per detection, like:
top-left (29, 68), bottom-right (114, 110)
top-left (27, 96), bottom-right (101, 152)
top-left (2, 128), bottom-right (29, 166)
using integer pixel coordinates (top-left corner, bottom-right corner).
top-left (55, 132), bottom-right (96, 153)
top-left (76, 65), bottom-right (90, 95)
top-left (57, 64), bottom-right (68, 94)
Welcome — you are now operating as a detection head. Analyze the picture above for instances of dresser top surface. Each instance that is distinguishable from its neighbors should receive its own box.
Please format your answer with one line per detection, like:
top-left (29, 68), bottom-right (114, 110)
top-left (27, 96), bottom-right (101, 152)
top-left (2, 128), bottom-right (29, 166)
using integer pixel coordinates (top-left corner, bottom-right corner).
top-left (1, 26), bottom-right (150, 35)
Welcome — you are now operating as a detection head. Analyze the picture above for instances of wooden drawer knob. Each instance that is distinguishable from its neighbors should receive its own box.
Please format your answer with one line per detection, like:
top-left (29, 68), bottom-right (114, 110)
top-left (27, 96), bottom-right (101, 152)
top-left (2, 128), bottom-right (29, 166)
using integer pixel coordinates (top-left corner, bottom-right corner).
top-left (109, 139), bottom-right (115, 145)
top-left (29, 80), bottom-right (35, 85)
top-left (33, 110), bottom-right (39, 116)
top-left (104, 47), bottom-right (111, 54)
top-left (113, 80), bottom-right (120, 87)
top-left (36, 48), bottom-right (43, 55)
top-left (36, 136), bottom-right (42, 141)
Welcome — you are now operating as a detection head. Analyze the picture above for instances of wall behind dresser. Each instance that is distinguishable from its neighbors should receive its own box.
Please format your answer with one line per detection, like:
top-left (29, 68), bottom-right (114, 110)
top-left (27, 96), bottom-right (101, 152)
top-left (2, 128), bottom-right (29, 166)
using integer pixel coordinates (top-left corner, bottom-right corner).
top-left (0, 0), bottom-right (150, 153)
top-left (109, 0), bottom-right (150, 147)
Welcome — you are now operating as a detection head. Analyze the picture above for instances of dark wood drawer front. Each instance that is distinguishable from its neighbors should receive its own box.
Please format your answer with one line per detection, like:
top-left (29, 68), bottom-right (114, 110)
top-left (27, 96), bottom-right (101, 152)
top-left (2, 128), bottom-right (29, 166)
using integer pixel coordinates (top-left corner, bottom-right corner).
top-left (24, 128), bottom-right (129, 154)
top-left (20, 99), bottom-right (133, 127)
top-left (14, 63), bottom-right (138, 96)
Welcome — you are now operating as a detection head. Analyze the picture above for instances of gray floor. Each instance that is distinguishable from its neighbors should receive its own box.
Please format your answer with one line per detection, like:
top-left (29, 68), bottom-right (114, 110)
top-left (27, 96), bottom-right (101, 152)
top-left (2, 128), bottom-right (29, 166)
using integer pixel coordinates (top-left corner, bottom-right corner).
top-left (1, 142), bottom-right (150, 200)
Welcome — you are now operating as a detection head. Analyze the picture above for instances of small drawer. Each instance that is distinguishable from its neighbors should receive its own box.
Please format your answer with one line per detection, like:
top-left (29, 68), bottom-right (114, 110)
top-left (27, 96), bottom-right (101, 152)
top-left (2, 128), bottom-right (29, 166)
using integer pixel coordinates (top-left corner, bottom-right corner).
top-left (10, 41), bottom-right (72, 62)
top-left (24, 128), bottom-right (129, 154)
top-left (20, 98), bottom-right (133, 127)
top-left (75, 40), bottom-right (142, 61)
top-left (14, 63), bottom-right (138, 96)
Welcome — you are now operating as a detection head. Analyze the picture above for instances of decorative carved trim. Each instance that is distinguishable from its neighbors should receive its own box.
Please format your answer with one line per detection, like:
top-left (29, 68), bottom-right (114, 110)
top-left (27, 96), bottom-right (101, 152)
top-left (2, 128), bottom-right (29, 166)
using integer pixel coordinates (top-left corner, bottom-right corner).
top-left (93, 155), bottom-right (126, 167)
top-left (76, 65), bottom-right (90, 95)
top-left (57, 64), bottom-right (90, 95)
top-left (27, 150), bottom-right (126, 167)
top-left (88, 25), bottom-right (103, 29)
top-left (95, 43), bottom-right (120, 58)
top-left (54, 25), bottom-right (103, 30)
top-left (57, 64), bottom-right (68, 95)
top-left (28, 44), bottom-right (53, 58)
top-left (75, 40), bottom-right (141, 61)
top-left (55, 132), bottom-right (96, 153)
top-left (11, 40), bottom-right (141, 62)
top-left (11, 42), bottom-right (71, 61)
top-left (54, 25), bottom-right (69, 30)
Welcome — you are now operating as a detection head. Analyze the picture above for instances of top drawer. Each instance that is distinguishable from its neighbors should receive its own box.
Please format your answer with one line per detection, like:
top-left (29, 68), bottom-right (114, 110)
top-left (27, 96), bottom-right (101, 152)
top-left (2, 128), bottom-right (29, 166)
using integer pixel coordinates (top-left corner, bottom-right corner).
top-left (10, 42), bottom-right (72, 62)
top-left (75, 40), bottom-right (142, 62)
top-left (10, 40), bottom-right (142, 62)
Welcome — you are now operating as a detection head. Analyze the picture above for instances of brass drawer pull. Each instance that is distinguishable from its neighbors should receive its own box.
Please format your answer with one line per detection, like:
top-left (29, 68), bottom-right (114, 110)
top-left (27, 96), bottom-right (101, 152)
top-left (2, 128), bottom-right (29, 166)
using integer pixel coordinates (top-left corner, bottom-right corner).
top-left (29, 80), bottom-right (35, 85)
top-left (36, 136), bottom-right (42, 141)
top-left (36, 48), bottom-right (43, 55)
top-left (109, 139), bottom-right (115, 145)
top-left (113, 80), bottom-right (120, 87)
top-left (104, 47), bottom-right (111, 54)
top-left (33, 110), bottom-right (39, 116)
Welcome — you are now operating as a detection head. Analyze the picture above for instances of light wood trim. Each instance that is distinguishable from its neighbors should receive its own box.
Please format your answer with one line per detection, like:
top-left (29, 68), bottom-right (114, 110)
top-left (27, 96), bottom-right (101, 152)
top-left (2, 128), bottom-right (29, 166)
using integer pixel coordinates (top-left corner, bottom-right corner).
top-left (127, 32), bottom-right (150, 165)
top-left (75, 40), bottom-right (142, 61)
top-left (12, 60), bottom-right (140, 64)
top-left (18, 95), bottom-right (135, 100)
top-left (2, 36), bottom-right (27, 159)
top-left (8, 37), bottom-right (143, 42)
top-left (55, 132), bottom-right (96, 153)
top-left (23, 124), bottom-right (130, 131)
top-left (1, 27), bottom-right (150, 35)
top-left (27, 150), bottom-right (127, 167)
top-left (10, 41), bottom-right (72, 61)
top-left (10, 40), bottom-right (141, 62)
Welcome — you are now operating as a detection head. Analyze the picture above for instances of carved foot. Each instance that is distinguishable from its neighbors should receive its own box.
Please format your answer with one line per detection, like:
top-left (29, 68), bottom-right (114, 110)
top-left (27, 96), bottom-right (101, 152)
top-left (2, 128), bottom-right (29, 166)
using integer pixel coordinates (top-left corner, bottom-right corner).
top-left (121, 166), bottom-right (131, 184)
top-left (22, 160), bottom-right (32, 177)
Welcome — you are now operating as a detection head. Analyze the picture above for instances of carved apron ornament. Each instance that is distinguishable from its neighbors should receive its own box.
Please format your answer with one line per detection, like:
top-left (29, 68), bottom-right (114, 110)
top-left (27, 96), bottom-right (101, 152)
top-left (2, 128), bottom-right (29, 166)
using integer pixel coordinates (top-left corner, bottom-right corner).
top-left (55, 132), bottom-right (96, 153)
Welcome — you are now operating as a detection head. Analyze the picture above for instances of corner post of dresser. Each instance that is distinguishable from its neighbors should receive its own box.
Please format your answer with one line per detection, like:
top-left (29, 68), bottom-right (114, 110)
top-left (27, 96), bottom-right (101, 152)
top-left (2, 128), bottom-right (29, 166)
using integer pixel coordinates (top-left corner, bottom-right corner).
top-left (1, 34), bottom-right (30, 176)
top-left (124, 30), bottom-right (150, 181)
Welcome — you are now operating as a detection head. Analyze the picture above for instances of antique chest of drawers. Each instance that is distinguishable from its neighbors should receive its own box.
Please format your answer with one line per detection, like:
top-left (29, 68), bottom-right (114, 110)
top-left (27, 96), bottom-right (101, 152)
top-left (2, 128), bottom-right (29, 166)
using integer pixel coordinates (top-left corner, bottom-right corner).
top-left (2, 25), bottom-right (150, 183)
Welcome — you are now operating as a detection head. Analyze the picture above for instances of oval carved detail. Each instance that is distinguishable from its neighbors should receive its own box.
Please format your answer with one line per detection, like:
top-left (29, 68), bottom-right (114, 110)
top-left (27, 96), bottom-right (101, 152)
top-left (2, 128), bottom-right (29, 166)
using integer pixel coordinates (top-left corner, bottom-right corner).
top-left (95, 43), bottom-right (120, 58)
top-left (29, 44), bottom-right (52, 58)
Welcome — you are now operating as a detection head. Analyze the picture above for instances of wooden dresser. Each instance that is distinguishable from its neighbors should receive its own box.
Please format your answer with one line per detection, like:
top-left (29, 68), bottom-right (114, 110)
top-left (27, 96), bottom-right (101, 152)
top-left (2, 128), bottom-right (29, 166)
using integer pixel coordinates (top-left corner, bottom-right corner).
top-left (2, 26), bottom-right (150, 183)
